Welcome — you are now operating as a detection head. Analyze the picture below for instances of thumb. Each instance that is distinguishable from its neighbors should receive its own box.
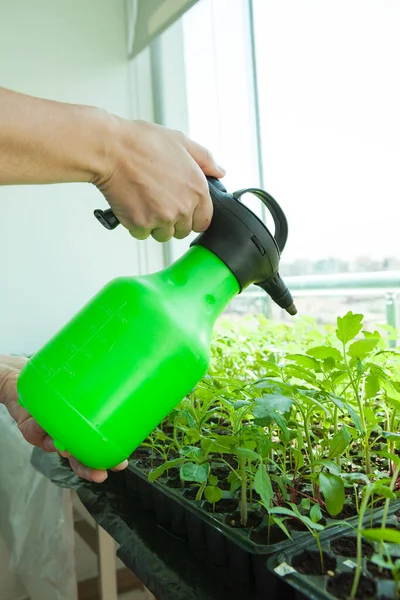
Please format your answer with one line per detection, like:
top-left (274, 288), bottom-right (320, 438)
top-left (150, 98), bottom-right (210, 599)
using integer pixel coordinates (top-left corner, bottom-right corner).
top-left (185, 137), bottom-right (226, 178)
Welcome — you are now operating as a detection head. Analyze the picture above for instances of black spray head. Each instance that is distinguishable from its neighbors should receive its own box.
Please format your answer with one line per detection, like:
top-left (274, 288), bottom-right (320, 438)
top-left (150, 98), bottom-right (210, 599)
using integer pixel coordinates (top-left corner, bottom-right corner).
top-left (192, 177), bottom-right (297, 316)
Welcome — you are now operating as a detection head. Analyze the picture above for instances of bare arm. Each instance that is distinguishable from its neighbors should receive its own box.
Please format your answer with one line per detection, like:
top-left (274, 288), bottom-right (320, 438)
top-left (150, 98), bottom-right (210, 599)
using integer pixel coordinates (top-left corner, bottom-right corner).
top-left (0, 87), bottom-right (225, 241)
top-left (0, 87), bottom-right (109, 186)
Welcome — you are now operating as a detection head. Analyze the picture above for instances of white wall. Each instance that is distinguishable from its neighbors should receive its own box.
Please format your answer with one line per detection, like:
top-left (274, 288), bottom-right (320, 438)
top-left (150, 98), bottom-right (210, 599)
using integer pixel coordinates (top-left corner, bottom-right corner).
top-left (0, 0), bottom-right (164, 356)
top-left (0, 1), bottom-right (161, 598)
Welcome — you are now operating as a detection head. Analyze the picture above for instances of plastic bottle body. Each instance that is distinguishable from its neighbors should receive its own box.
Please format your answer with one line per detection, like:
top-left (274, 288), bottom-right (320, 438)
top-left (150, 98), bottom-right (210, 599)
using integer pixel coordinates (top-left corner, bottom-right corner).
top-left (17, 247), bottom-right (239, 468)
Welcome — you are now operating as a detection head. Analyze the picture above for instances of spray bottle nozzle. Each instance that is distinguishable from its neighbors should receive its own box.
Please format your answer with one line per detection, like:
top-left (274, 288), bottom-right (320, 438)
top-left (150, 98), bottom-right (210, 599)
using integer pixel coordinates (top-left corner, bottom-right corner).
top-left (258, 273), bottom-right (297, 316)
top-left (192, 179), bottom-right (297, 317)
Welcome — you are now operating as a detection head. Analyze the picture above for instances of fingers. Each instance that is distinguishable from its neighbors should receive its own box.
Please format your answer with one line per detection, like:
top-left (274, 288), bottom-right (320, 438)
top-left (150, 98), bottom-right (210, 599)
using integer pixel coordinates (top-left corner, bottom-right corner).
top-left (67, 455), bottom-right (108, 483)
top-left (129, 226), bottom-right (152, 240)
top-left (192, 182), bottom-right (213, 233)
top-left (66, 456), bottom-right (128, 482)
top-left (151, 224), bottom-right (175, 243)
top-left (185, 138), bottom-right (226, 178)
top-left (111, 459), bottom-right (129, 472)
top-left (174, 215), bottom-right (193, 240)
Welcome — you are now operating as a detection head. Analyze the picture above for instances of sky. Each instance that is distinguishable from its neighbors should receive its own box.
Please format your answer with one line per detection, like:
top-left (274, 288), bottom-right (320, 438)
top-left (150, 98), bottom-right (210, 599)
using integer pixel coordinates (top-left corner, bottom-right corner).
top-left (182, 0), bottom-right (400, 262)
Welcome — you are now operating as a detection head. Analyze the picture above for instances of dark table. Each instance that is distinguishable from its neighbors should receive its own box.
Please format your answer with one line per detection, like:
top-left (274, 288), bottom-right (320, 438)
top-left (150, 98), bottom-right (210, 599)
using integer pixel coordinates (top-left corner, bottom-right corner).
top-left (31, 448), bottom-right (257, 600)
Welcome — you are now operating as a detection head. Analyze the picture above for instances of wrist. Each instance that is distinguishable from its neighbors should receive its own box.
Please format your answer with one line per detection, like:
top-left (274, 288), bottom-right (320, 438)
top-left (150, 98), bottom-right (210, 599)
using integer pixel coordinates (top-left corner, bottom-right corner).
top-left (88, 107), bottom-right (122, 187)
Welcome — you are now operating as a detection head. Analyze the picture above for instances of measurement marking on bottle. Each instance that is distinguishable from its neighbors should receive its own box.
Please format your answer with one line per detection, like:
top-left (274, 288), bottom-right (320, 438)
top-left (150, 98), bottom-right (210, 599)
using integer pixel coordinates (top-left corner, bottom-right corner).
top-left (43, 301), bottom-right (129, 382)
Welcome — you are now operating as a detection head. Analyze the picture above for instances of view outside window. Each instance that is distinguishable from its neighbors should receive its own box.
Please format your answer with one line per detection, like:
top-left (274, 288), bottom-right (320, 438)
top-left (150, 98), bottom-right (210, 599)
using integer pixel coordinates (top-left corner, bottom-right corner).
top-left (176, 0), bottom-right (400, 329)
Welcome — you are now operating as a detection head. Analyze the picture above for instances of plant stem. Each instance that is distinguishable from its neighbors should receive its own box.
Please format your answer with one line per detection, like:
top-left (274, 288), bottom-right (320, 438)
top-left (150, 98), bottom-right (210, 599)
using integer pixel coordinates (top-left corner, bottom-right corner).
top-left (195, 480), bottom-right (207, 502)
top-left (343, 345), bottom-right (371, 475)
top-left (350, 486), bottom-right (372, 599)
top-left (379, 461), bottom-right (400, 561)
top-left (240, 457), bottom-right (248, 526)
top-left (333, 405), bottom-right (341, 467)
top-left (314, 533), bottom-right (325, 574)
top-left (303, 408), bottom-right (317, 497)
top-left (354, 485), bottom-right (359, 514)
top-left (267, 517), bottom-right (271, 545)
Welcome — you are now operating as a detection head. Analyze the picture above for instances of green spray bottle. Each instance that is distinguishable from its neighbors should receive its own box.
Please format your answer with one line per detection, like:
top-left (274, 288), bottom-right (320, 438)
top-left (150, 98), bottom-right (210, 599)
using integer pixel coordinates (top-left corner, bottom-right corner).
top-left (17, 178), bottom-right (296, 469)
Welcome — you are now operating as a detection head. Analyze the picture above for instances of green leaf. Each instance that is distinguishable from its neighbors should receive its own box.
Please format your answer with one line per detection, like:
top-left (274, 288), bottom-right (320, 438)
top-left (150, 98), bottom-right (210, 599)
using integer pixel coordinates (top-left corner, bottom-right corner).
top-left (313, 459), bottom-right (341, 476)
top-left (348, 338), bottom-right (379, 359)
top-left (365, 374), bottom-right (380, 399)
top-left (360, 528), bottom-right (400, 544)
top-left (235, 447), bottom-right (260, 462)
top-left (268, 507), bottom-right (325, 531)
top-left (323, 357), bottom-right (336, 371)
top-left (202, 434), bottom-right (239, 455)
top-left (253, 394), bottom-right (293, 427)
top-left (233, 400), bottom-right (251, 410)
top-left (332, 370), bottom-right (350, 386)
top-left (310, 503), bottom-right (323, 523)
top-left (286, 354), bottom-right (321, 371)
top-left (381, 431), bottom-right (400, 442)
top-left (300, 498), bottom-right (311, 511)
top-left (370, 484), bottom-right (396, 500)
top-left (328, 426), bottom-right (352, 460)
top-left (342, 402), bottom-right (364, 434)
top-left (259, 362), bottom-right (282, 377)
top-left (179, 410), bottom-right (197, 428)
top-left (208, 474), bottom-right (218, 486)
top-left (271, 516), bottom-right (292, 540)
top-left (284, 365), bottom-right (318, 385)
top-left (204, 485), bottom-right (223, 505)
top-left (327, 394), bottom-right (363, 434)
top-left (180, 445), bottom-right (203, 459)
top-left (319, 472), bottom-right (345, 516)
top-left (307, 346), bottom-right (342, 362)
top-left (292, 448), bottom-right (304, 471)
top-left (180, 462), bottom-right (209, 484)
top-left (363, 330), bottom-right (382, 340)
top-left (254, 464), bottom-right (273, 508)
top-left (341, 473), bottom-right (370, 486)
top-left (370, 554), bottom-right (394, 570)
top-left (148, 458), bottom-right (183, 482)
top-left (364, 407), bottom-right (378, 426)
top-left (336, 312), bottom-right (363, 345)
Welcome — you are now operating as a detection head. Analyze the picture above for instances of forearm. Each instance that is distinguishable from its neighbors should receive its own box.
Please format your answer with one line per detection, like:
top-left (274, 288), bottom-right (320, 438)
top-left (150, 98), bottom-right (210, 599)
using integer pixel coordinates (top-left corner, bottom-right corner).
top-left (0, 355), bottom-right (26, 405)
top-left (0, 88), bottom-right (112, 186)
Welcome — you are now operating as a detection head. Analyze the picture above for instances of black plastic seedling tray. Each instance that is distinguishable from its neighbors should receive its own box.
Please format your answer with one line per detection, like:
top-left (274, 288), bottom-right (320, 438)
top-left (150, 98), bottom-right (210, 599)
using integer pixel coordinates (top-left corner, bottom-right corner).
top-left (267, 511), bottom-right (400, 600)
top-left (127, 459), bottom-right (374, 598)
top-left (126, 460), bottom-right (303, 598)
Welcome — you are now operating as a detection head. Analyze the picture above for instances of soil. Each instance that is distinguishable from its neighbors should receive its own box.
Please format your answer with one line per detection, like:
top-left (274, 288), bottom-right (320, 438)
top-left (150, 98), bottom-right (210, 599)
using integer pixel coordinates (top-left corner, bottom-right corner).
top-left (168, 452), bottom-right (180, 460)
top-left (182, 487), bottom-right (198, 501)
top-left (212, 467), bottom-right (231, 490)
top-left (331, 537), bottom-right (374, 559)
top-left (161, 425), bottom-right (175, 435)
top-left (327, 572), bottom-right (376, 600)
top-left (225, 510), bottom-right (263, 529)
top-left (249, 525), bottom-right (288, 545)
top-left (130, 448), bottom-right (150, 460)
top-left (204, 498), bottom-right (239, 514)
top-left (292, 550), bottom-right (336, 576)
top-left (367, 560), bottom-right (394, 581)
top-left (147, 457), bottom-right (164, 468)
top-left (247, 491), bottom-right (261, 502)
top-left (334, 503), bottom-right (359, 519)
top-left (166, 476), bottom-right (187, 489)
top-left (166, 467), bottom-right (180, 478)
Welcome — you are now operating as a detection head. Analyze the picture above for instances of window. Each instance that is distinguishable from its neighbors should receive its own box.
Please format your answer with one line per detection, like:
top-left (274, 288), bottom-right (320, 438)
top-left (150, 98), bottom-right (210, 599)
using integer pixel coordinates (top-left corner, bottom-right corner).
top-left (153, 0), bottom-right (400, 330)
